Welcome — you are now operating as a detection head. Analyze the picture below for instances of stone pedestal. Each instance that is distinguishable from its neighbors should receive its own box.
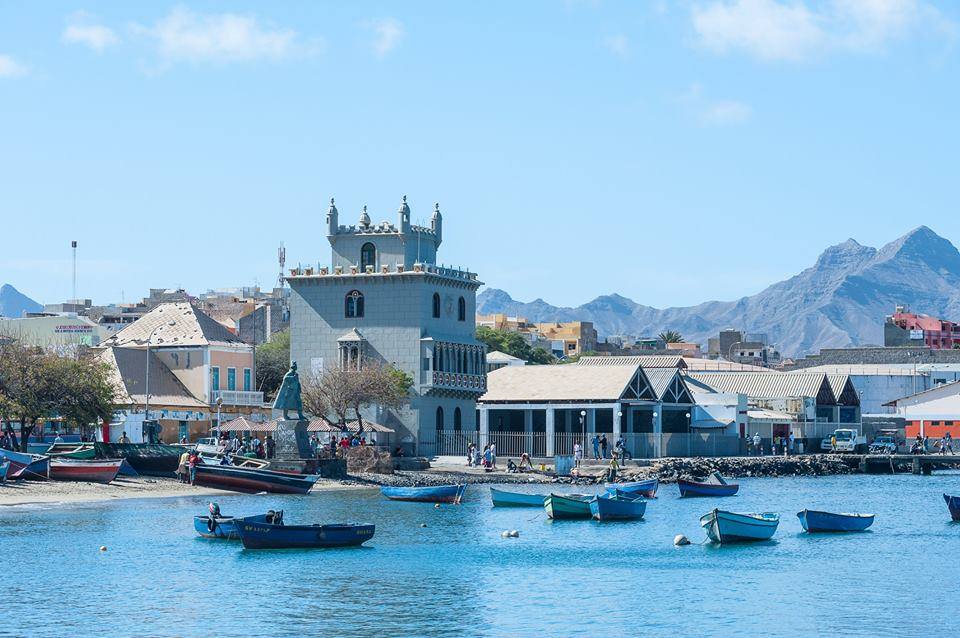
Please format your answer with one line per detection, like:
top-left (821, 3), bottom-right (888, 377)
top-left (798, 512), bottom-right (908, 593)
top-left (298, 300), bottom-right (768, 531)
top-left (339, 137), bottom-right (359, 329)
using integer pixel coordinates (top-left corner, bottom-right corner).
top-left (274, 419), bottom-right (312, 460)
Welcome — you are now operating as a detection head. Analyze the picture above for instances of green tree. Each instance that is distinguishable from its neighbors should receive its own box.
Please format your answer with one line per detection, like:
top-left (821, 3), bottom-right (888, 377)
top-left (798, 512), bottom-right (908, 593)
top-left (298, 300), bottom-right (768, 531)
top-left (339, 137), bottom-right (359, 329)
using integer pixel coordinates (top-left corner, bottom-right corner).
top-left (658, 330), bottom-right (684, 344)
top-left (256, 329), bottom-right (290, 400)
top-left (302, 360), bottom-right (413, 430)
top-left (476, 326), bottom-right (555, 364)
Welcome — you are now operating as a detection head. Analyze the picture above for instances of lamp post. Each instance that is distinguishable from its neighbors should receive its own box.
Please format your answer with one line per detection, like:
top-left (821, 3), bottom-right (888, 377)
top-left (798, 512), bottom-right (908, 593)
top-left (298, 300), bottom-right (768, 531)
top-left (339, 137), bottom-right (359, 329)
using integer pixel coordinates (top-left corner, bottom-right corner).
top-left (215, 397), bottom-right (223, 441)
top-left (580, 410), bottom-right (587, 455)
top-left (652, 410), bottom-right (659, 458)
top-left (685, 412), bottom-right (692, 457)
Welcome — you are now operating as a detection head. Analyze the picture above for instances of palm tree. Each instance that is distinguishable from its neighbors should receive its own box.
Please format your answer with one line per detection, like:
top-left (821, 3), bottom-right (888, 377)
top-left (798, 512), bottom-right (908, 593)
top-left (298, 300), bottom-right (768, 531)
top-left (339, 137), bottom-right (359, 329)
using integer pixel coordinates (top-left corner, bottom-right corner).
top-left (658, 330), bottom-right (684, 345)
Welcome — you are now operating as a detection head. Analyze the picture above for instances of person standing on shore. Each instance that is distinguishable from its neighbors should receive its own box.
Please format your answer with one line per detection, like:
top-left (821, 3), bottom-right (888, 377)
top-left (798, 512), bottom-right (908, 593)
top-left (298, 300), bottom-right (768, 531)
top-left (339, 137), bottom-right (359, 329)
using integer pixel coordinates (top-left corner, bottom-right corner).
top-left (607, 453), bottom-right (619, 481)
top-left (788, 432), bottom-right (795, 456)
top-left (177, 450), bottom-right (190, 483)
top-left (467, 442), bottom-right (475, 467)
top-left (752, 433), bottom-right (761, 456)
top-left (490, 442), bottom-right (498, 469)
top-left (119, 431), bottom-right (131, 444)
top-left (187, 450), bottom-right (200, 485)
top-left (574, 441), bottom-right (583, 468)
top-left (600, 434), bottom-right (608, 460)
top-left (592, 434), bottom-right (600, 460)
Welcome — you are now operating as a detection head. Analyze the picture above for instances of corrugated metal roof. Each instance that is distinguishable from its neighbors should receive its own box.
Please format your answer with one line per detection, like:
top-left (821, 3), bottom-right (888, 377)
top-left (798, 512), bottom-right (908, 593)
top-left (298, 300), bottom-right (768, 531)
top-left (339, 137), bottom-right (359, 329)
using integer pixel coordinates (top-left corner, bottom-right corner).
top-left (747, 408), bottom-right (797, 421)
top-left (481, 364), bottom-right (641, 402)
top-left (487, 350), bottom-right (524, 362)
top-left (682, 358), bottom-right (774, 373)
top-left (643, 368), bottom-right (685, 401)
top-left (792, 364), bottom-right (921, 376)
top-left (577, 355), bottom-right (686, 369)
top-left (101, 302), bottom-right (246, 349)
top-left (686, 371), bottom-right (829, 400)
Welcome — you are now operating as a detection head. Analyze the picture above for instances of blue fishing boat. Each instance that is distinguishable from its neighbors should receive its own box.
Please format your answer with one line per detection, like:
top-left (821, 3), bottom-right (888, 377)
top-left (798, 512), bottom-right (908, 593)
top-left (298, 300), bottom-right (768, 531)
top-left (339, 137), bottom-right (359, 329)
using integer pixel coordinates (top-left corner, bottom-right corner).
top-left (0, 460), bottom-right (8, 484)
top-left (235, 517), bottom-right (375, 550)
top-left (797, 509), bottom-right (875, 532)
top-left (0, 449), bottom-right (50, 480)
top-left (194, 505), bottom-right (276, 539)
top-left (605, 478), bottom-right (658, 498)
top-left (679, 472), bottom-right (738, 497)
top-left (700, 509), bottom-right (779, 543)
top-left (490, 487), bottom-right (547, 507)
top-left (590, 492), bottom-right (647, 521)
top-left (944, 494), bottom-right (960, 522)
top-left (381, 484), bottom-right (466, 503)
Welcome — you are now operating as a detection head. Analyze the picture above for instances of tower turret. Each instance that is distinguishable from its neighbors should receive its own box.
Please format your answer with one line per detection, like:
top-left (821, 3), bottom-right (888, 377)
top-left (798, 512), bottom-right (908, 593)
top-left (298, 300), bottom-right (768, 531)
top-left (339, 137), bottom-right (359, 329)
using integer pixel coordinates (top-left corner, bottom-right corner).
top-left (431, 202), bottom-right (443, 246)
top-left (397, 195), bottom-right (411, 234)
top-left (358, 205), bottom-right (371, 228)
top-left (326, 197), bottom-right (339, 235)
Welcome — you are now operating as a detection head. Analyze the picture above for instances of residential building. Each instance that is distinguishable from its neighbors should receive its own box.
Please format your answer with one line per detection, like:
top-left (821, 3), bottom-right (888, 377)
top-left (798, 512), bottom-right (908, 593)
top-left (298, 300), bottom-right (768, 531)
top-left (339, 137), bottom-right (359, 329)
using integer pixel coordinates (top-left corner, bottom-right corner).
top-left (535, 321), bottom-right (598, 357)
top-left (486, 350), bottom-right (526, 372)
top-left (198, 286), bottom-right (290, 345)
top-left (706, 328), bottom-right (781, 367)
top-left (287, 197), bottom-right (485, 456)
top-left (884, 305), bottom-right (960, 349)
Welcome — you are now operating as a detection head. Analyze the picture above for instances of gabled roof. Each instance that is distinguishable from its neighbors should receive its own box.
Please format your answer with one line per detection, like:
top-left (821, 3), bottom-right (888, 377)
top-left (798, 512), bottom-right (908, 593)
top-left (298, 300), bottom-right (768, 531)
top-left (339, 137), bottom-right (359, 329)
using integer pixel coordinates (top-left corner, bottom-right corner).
top-left (100, 302), bottom-right (246, 349)
top-left (643, 368), bottom-right (693, 403)
top-left (337, 328), bottom-right (365, 342)
top-left (577, 355), bottom-right (687, 369)
top-left (487, 350), bottom-right (524, 363)
top-left (97, 346), bottom-right (207, 409)
top-left (686, 371), bottom-right (834, 402)
top-left (827, 374), bottom-right (860, 406)
top-left (481, 364), bottom-right (654, 403)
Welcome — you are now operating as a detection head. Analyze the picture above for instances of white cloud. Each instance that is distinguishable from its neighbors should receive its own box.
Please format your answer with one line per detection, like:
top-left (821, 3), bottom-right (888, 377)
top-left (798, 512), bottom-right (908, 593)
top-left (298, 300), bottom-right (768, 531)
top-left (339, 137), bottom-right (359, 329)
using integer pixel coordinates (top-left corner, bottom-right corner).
top-left (602, 34), bottom-right (630, 58)
top-left (368, 18), bottom-right (405, 57)
top-left (63, 16), bottom-right (120, 52)
top-left (678, 83), bottom-right (753, 125)
top-left (0, 55), bottom-right (27, 78)
top-left (691, 0), bottom-right (955, 62)
top-left (133, 7), bottom-right (303, 63)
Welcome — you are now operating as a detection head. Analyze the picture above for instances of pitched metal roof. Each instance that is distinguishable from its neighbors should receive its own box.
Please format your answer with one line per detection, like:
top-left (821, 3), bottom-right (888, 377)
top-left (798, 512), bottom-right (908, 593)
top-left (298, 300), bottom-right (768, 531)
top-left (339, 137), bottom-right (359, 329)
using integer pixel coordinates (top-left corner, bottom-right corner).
top-left (577, 355), bottom-right (686, 369)
top-left (481, 364), bottom-right (644, 402)
top-left (100, 302), bottom-right (246, 349)
top-left (487, 350), bottom-right (524, 363)
top-left (685, 371), bottom-right (831, 401)
top-left (97, 346), bottom-right (208, 409)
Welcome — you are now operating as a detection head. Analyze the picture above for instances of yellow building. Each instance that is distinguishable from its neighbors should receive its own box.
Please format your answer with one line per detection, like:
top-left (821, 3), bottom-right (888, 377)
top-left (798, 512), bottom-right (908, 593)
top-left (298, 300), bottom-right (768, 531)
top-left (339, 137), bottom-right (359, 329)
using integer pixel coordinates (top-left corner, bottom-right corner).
top-left (534, 321), bottom-right (598, 357)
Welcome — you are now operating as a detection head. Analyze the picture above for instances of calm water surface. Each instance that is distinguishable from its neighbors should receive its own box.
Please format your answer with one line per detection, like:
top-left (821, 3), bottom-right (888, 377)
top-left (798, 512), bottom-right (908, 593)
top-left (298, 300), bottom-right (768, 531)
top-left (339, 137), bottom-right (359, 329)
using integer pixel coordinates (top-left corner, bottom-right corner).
top-left (2, 473), bottom-right (959, 637)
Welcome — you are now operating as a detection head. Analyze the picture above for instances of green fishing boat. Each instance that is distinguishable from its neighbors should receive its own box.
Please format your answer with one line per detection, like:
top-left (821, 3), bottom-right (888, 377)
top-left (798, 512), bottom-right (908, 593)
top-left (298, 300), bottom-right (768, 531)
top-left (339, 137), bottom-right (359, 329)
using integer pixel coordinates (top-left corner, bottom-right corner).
top-left (45, 443), bottom-right (96, 460)
top-left (544, 493), bottom-right (593, 520)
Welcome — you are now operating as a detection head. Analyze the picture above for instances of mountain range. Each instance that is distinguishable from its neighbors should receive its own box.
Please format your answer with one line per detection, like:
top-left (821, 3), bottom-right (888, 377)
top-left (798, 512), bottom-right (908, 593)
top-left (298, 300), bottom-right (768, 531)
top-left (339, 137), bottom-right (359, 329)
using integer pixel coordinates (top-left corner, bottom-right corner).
top-left (477, 226), bottom-right (960, 357)
top-left (0, 284), bottom-right (42, 318)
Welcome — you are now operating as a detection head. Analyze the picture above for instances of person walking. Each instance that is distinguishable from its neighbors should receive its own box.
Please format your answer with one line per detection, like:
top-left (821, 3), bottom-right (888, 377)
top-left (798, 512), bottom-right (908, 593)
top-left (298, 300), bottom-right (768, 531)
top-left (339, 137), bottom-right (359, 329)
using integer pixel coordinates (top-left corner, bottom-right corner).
top-left (600, 434), bottom-right (608, 460)
top-left (490, 442), bottom-right (498, 469)
top-left (752, 433), bottom-right (761, 456)
top-left (591, 434), bottom-right (600, 460)
top-left (573, 441), bottom-right (583, 468)
top-left (788, 431), bottom-right (796, 456)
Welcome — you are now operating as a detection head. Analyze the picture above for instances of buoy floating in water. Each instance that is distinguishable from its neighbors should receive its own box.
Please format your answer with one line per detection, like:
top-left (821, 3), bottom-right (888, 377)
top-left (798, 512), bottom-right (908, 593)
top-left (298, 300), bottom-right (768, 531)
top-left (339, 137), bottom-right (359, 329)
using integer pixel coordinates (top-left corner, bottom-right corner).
top-left (434, 503), bottom-right (441, 509)
top-left (501, 531), bottom-right (510, 538)
top-left (99, 546), bottom-right (108, 552)
top-left (420, 523), bottom-right (428, 528)
top-left (674, 535), bottom-right (690, 546)
top-left (509, 530), bottom-right (519, 538)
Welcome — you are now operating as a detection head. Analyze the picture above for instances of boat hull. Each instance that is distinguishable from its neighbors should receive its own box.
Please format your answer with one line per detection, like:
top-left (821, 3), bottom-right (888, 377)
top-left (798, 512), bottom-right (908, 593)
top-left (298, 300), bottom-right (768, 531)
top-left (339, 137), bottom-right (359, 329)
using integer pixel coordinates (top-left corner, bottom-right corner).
top-left (94, 443), bottom-right (182, 477)
top-left (545, 494), bottom-right (593, 520)
top-left (1, 450), bottom-right (50, 480)
top-left (490, 487), bottom-right (547, 507)
top-left (797, 509), bottom-right (874, 532)
top-left (700, 509), bottom-right (779, 543)
top-left (193, 465), bottom-right (319, 494)
top-left (590, 494), bottom-right (646, 521)
top-left (679, 479), bottom-right (739, 498)
top-left (0, 460), bottom-right (8, 482)
top-left (50, 459), bottom-right (122, 484)
top-left (381, 484), bottom-right (466, 503)
top-left (605, 479), bottom-right (658, 498)
top-left (236, 519), bottom-right (375, 550)
top-left (194, 514), bottom-right (270, 539)
top-left (944, 494), bottom-right (960, 522)
top-left (45, 444), bottom-right (96, 460)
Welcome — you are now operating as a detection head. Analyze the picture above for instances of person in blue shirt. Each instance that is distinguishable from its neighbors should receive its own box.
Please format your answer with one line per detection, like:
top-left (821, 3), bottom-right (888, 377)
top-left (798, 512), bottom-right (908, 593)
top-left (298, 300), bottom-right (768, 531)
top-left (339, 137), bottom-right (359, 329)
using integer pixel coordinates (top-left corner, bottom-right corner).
top-left (591, 434), bottom-right (600, 460)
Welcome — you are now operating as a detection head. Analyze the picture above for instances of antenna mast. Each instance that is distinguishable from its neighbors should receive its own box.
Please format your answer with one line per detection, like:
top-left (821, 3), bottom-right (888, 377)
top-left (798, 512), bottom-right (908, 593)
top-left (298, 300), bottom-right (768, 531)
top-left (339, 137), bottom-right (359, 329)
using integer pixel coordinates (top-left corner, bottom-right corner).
top-left (71, 240), bottom-right (77, 302)
top-left (277, 243), bottom-right (286, 288)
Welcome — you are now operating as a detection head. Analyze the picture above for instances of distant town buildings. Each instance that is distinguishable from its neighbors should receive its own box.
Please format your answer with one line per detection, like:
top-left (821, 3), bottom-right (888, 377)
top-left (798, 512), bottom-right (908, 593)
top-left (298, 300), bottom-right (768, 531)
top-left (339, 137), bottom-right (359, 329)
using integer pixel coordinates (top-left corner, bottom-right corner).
top-left (707, 329), bottom-right (781, 368)
top-left (476, 313), bottom-right (598, 358)
top-left (884, 305), bottom-right (960, 349)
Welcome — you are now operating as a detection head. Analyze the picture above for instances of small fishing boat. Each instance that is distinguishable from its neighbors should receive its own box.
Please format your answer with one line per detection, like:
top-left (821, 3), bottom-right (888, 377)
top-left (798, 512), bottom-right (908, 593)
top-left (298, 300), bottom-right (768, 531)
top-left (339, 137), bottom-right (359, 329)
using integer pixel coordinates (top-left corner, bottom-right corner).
top-left (235, 517), bottom-right (375, 550)
top-left (0, 460), bottom-right (8, 484)
top-left (194, 504), bottom-right (278, 539)
top-left (700, 509), bottom-right (779, 543)
top-left (193, 464), bottom-right (320, 495)
top-left (544, 493), bottom-right (594, 520)
top-left (45, 443), bottom-right (96, 460)
top-left (381, 484), bottom-right (466, 503)
top-left (679, 472), bottom-right (739, 497)
top-left (590, 492), bottom-right (647, 521)
top-left (797, 509), bottom-right (875, 533)
top-left (49, 458), bottom-right (123, 484)
top-left (605, 478), bottom-right (658, 498)
top-left (944, 494), bottom-right (960, 522)
top-left (490, 487), bottom-right (547, 507)
top-left (93, 442), bottom-right (182, 477)
top-left (0, 449), bottom-right (50, 480)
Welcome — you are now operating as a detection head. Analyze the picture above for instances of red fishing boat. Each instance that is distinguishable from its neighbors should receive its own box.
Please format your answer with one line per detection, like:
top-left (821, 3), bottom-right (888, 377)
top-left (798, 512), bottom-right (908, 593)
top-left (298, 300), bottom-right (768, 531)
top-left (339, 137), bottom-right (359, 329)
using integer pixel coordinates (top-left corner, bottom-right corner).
top-left (49, 458), bottom-right (123, 484)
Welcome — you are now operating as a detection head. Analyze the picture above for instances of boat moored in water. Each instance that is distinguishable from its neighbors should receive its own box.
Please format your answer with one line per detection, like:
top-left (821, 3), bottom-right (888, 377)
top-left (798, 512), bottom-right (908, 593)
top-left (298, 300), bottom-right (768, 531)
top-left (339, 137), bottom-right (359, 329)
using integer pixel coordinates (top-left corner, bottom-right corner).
top-left (605, 478), bottom-right (658, 498)
top-left (797, 509), bottom-right (875, 532)
top-left (50, 458), bottom-right (123, 484)
top-left (235, 516), bottom-right (375, 550)
top-left (544, 493), bottom-right (594, 520)
top-left (193, 464), bottom-right (320, 494)
top-left (0, 449), bottom-right (50, 480)
top-left (381, 484), bottom-right (466, 503)
top-left (679, 472), bottom-right (739, 498)
top-left (590, 492), bottom-right (647, 521)
top-left (194, 504), bottom-right (277, 539)
top-left (490, 487), bottom-right (547, 507)
top-left (700, 509), bottom-right (779, 543)
top-left (944, 494), bottom-right (960, 521)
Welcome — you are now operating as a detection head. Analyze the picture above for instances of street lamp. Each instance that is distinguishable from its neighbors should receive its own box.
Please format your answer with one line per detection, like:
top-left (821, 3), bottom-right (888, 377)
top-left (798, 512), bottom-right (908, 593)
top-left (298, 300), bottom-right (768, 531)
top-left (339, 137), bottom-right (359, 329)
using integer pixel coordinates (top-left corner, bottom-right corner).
top-left (215, 397), bottom-right (223, 441)
top-left (652, 411), bottom-right (659, 458)
top-left (580, 410), bottom-right (587, 453)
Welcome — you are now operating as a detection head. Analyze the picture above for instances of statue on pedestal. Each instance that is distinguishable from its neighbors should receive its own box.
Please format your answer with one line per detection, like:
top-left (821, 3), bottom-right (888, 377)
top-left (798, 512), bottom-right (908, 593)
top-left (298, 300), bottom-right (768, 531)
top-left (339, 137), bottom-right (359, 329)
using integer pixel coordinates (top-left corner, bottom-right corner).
top-left (273, 361), bottom-right (305, 421)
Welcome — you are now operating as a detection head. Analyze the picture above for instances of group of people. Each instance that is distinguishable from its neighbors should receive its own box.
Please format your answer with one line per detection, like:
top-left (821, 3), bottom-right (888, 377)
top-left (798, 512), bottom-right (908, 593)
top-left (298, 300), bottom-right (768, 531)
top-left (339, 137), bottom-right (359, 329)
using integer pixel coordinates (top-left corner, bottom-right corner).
top-left (911, 432), bottom-right (954, 455)
top-left (747, 432), bottom-right (796, 456)
top-left (310, 432), bottom-right (373, 459)
top-left (465, 442), bottom-right (497, 470)
top-left (212, 432), bottom-right (275, 460)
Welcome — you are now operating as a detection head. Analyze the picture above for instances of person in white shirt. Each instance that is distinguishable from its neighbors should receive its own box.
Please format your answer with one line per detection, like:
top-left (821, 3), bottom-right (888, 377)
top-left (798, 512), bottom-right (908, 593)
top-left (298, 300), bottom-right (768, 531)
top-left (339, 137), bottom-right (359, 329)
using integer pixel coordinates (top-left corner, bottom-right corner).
top-left (573, 441), bottom-right (583, 468)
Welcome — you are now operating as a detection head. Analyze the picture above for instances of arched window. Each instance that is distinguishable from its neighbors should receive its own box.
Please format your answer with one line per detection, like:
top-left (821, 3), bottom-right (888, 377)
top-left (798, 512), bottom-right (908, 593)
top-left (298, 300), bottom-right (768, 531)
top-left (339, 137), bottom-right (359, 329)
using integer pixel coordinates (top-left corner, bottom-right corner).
top-left (454, 407), bottom-right (462, 431)
top-left (360, 242), bottom-right (376, 271)
top-left (345, 290), bottom-right (364, 318)
top-left (457, 296), bottom-right (466, 321)
top-left (436, 406), bottom-right (444, 431)
top-left (432, 292), bottom-right (441, 318)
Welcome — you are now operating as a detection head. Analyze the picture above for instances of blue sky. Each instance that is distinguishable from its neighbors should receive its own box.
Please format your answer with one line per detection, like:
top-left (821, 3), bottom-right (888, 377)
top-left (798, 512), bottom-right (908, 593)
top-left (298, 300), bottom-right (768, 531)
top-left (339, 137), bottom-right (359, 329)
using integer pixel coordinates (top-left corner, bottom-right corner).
top-left (1, 1), bottom-right (959, 309)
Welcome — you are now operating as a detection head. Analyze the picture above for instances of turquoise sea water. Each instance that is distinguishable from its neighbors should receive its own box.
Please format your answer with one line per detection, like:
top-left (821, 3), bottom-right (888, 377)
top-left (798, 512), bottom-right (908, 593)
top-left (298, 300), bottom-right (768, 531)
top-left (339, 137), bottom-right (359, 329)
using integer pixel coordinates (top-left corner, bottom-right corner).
top-left (2, 473), bottom-right (959, 638)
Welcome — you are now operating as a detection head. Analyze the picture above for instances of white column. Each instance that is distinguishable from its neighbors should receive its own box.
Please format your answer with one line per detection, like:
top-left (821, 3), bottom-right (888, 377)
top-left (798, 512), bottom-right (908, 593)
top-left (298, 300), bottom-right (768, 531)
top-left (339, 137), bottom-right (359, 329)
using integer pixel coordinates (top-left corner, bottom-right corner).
top-left (612, 403), bottom-right (622, 438)
top-left (524, 408), bottom-right (534, 455)
top-left (545, 408), bottom-right (556, 457)
top-left (479, 406), bottom-right (490, 447)
top-left (653, 404), bottom-right (663, 458)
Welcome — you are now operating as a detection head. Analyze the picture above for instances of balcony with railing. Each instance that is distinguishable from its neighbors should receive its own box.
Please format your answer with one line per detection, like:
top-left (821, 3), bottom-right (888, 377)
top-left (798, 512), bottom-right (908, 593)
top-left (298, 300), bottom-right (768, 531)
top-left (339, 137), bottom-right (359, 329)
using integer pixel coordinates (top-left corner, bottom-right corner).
top-left (211, 390), bottom-right (265, 406)
top-left (420, 370), bottom-right (487, 393)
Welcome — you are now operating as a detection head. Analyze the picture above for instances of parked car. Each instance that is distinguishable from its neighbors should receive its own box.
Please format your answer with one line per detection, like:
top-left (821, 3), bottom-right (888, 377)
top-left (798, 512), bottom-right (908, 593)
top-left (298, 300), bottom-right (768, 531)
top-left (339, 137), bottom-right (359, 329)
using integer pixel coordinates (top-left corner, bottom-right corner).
top-left (831, 428), bottom-right (863, 453)
top-left (869, 435), bottom-right (898, 454)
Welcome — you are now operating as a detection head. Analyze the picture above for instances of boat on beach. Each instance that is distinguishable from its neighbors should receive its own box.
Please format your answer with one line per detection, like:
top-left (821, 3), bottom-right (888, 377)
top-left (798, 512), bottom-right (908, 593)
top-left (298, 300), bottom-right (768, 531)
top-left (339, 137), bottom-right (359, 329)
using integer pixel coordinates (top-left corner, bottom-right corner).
top-left (490, 487), bottom-right (547, 507)
top-left (944, 494), bottom-right (960, 521)
top-left (679, 472), bottom-right (739, 497)
top-left (49, 458), bottom-right (123, 484)
top-left (45, 443), bottom-right (96, 460)
top-left (235, 517), bottom-right (375, 550)
top-left (590, 492), bottom-right (647, 521)
top-left (193, 464), bottom-right (320, 494)
top-left (700, 509), bottom-right (779, 543)
top-left (0, 460), bottom-right (8, 483)
top-left (605, 478), bottom-right (658, 498)
top-left (381, 484), bottom-right (466, 503)
top-left (797, 509), bottom-right (875, 532)
top-left (544, 493), bottom-right (594, 520)
top-left (94, 442), bottom-right (182, 477)
top-left (194, 509), bottom-right (276, 539)
top-left (0, 449), bottom-right (50, 480)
